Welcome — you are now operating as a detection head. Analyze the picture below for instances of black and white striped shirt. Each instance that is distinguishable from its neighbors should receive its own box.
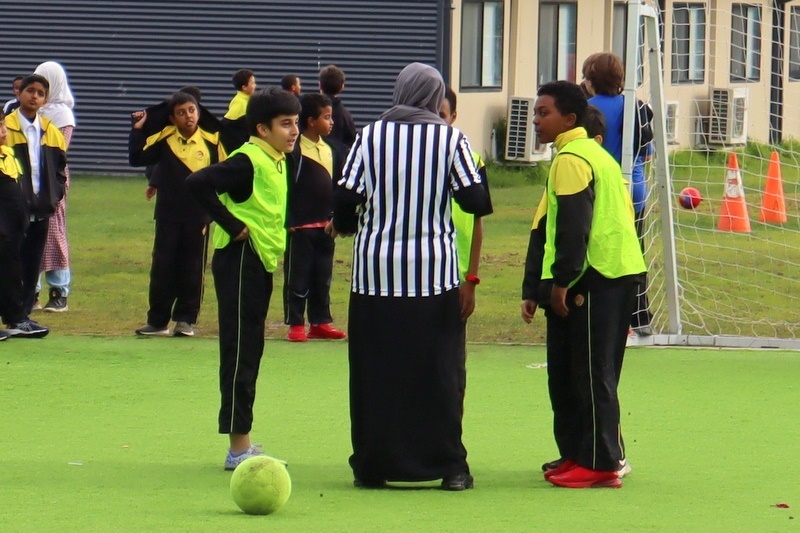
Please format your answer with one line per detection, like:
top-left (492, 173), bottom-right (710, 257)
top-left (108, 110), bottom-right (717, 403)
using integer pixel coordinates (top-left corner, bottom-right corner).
top-left (337, 120), bottom-right (492, 297)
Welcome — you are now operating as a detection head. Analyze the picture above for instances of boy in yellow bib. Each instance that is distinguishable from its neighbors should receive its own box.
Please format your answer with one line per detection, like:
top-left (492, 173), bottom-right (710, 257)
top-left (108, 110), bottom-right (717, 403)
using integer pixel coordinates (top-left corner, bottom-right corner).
top-left (520, 81), bottom-right (646, 489)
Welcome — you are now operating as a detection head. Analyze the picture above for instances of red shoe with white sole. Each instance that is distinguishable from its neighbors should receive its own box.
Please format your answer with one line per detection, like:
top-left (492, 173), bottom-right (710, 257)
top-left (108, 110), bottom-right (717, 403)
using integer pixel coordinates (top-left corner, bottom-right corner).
top-left (548, 465), bottom-right (622, 488)
top-left (307, 323), bottom-right (346, 340)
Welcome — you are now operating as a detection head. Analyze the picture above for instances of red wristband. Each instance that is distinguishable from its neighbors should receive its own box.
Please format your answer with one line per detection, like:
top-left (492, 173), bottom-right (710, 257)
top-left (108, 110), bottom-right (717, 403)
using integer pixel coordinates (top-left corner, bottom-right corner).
top-left (465, 274), bottom-right (481, 285)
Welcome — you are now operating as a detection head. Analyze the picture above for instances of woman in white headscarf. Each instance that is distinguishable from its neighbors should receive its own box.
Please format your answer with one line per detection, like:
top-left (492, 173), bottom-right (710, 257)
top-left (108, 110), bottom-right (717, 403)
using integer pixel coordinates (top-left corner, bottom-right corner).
top-left (33, 61), bottom-right (75, 312)
top-left (330, 63), bottom-right (492, 491)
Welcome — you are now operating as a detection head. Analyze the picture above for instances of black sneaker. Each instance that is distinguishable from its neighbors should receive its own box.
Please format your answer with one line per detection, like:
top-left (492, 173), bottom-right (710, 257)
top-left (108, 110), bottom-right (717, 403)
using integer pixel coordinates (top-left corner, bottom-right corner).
top-left (43, 288), bottom-right (68, 313)
top-left (6, 319), bottom-right (49, 338)
top-left (441, 472), bottom-right (474, 491)
top-left (542, 457), bottom-right (566, 472)
top-left (173, 321), bottom-right (195, 337)
top-left (135, 324), bottom-right (170, 336)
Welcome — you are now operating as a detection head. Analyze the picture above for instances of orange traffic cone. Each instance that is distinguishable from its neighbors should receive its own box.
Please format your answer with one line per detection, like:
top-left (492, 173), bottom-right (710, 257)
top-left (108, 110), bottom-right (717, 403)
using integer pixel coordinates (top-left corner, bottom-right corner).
top-left (758, 151), bottom-right (787, 224)
top-left (717, 152), bottom-right (751, 233)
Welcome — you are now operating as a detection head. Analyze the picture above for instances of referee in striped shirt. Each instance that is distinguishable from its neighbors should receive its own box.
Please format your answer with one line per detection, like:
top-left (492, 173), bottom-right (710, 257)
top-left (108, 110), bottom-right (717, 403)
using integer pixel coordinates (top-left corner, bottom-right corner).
top-left (329, 62), bottom-right (492, 491)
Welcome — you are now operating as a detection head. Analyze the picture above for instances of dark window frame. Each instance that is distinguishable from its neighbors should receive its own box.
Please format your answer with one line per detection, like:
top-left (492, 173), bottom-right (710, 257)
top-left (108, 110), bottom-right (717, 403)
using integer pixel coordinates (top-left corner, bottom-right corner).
top-left (459, 0), bottom-right (505, 91)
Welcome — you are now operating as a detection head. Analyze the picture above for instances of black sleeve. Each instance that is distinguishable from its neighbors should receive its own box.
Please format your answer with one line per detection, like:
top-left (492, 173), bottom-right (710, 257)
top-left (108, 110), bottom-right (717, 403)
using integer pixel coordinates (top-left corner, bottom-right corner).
top-left (552, 188), bottom-right (594, 287)
top-left (56, 146), bottom-right (67, 199)
top-left (476, 164), bottom-right (492, 217)
top-left (521, 199), bottom-right (554, 305)
top-left (128, 128), bottom-right (163, 169)
top-left (186, 153), bottom-right (255, 239)
top-left (220, 117), bottom-right (248, 152)
top-left (332, 184), bottom-right (364, 234)
top-left (452, 184), bottom-right (493, 218)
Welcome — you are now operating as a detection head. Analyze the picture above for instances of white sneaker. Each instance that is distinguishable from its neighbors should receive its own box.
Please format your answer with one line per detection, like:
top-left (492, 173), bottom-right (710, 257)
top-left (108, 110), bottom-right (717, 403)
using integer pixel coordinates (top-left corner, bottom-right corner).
top-left (223, 444), bottom-right (287, 471)
top-left (617, 459), bottom-right (632, 478)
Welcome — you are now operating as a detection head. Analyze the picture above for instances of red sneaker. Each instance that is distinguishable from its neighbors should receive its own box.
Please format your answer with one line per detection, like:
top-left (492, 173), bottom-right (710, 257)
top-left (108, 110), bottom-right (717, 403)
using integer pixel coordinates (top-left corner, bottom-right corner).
top-left (543, 459), bottom-right (577, 481)
top-left (307, 323), bottom-right (346, 340)
top-left (548, 465), bottom-right (622, 488)
top-left (287, 325), bottom-right (308, 342)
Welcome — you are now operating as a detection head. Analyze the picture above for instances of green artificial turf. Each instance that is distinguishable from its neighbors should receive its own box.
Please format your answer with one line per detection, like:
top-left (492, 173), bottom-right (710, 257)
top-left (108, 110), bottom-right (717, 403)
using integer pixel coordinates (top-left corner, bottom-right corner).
top-left (1, 337), bottom-right (798, 532)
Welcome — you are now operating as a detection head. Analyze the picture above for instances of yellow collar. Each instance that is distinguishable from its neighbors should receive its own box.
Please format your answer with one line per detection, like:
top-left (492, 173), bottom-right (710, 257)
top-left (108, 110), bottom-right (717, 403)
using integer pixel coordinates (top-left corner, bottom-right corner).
top-left (177, 128), bottom-right (202, 144)
top-left (300, 134), bottom-right (325, 150)
top-left (553, 127), bottom-right (588, 151)
top-left (249, 136), bottom-right (285, 163)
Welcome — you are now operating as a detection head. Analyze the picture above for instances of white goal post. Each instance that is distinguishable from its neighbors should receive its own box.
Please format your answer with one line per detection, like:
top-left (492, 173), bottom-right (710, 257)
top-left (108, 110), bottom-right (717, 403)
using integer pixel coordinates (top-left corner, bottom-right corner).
top-left (622, 0), bottom-right (800, 349)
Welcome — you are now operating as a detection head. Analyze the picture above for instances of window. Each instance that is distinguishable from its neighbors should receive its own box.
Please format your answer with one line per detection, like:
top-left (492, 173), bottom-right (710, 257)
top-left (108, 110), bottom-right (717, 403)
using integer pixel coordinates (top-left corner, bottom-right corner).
top-left (537, 3), bottom-right (577, 86)
top-left (730, 4), bottom-right (761, 82)
top-left (460, 1), bottom-right (504, 89)
top-left (789, 7), bottom-right (800, 81)
top-left (671, 3), bottom-right (706, 83)
top-left (612, 2), bottom-right (645, 85)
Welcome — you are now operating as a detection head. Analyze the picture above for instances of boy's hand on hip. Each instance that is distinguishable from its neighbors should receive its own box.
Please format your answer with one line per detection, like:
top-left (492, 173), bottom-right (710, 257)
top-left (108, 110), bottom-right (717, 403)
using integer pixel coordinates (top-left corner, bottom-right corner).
top-left (551, 286), bottom-right (569, 318)
top-left (325, 221), bottom-right (340, 238)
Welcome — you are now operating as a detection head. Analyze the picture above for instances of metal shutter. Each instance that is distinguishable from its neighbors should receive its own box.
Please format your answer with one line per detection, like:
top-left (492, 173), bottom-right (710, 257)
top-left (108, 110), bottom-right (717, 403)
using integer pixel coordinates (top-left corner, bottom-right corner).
top-left (1, 0), bottom-right (448, 174)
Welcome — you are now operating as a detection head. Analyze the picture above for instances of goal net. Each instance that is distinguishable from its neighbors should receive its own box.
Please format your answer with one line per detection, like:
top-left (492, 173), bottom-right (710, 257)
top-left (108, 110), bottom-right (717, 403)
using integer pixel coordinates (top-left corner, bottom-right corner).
top-left (624, 0), bottom-right (800, 348)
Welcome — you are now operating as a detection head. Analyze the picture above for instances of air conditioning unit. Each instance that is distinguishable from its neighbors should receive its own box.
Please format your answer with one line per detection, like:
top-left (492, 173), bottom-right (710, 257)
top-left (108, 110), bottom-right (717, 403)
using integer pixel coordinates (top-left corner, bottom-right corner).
top-left (665, 101), bottom-right (679, 144)
top-left (708, 87), bottom-right (748, 145)
top-left (505, 96), bottom-right (551, 163)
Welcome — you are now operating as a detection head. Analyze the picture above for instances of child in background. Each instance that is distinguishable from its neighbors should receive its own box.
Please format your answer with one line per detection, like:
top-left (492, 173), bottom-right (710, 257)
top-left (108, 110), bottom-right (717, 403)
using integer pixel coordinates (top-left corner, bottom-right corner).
top-left (3, 74), bottom-right (67, 335)
top-left (0, 109), bottom-right (49, 338)
top-left (283, 93), bottom-right (346, 342)
top-left (3, 75), bottom-right (23, 114)
top-left (187, 88), bottom-right (301, 470)
top-left (280, 74), bottom-right (302, 97)
top-left (222, 69), bottom-right (257, 149)
top-left (318, 65), bottom-right (356, 150)
top-left (581, 52), bottom-right (653, 335)
top-left (33, 61), bottom-right (77, 313)
top-left (129, 92), bottom-right (227, 337)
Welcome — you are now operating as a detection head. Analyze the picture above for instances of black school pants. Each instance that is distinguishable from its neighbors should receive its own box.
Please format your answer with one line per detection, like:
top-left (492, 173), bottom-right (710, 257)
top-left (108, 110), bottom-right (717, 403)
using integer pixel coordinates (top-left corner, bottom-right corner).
top-left (212, 239), bottom-right (273, 435)
top-left (21, 218), bottom-right (49, 316)
top-left (146, 219), bottom-right (208, 327)
top-left (0, 231), bottom-right (26, 325)
top-left (282, 227), bottom-right (335, 326)
top-left (546, 276), bottom-right (638, 471)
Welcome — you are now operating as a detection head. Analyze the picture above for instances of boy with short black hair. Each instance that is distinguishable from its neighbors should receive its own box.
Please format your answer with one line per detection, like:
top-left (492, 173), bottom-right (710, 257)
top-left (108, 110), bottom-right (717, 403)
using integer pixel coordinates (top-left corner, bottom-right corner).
top-left (520, 80), bottom-right (646, 489)
top-left (3, 75), bottom-right (23, 114)
top-left (187, 88), bottom-right (302, 470)
top-left (129, 91), bottom-right (227, 337)
top-left (582, 103), bottom-right (607, 141)
top-left (280, 74), bottom-right (302, 96)
top-left (318, 65), bottom-right (356, 149)
top-left (222, 69), bottom-right (257, 149)
top-left (0, 108), bottom-right (49, 339)
top-left (283, 93), bottom-right (346, 342)
top-left (3, 74), bottom-right (66, 337)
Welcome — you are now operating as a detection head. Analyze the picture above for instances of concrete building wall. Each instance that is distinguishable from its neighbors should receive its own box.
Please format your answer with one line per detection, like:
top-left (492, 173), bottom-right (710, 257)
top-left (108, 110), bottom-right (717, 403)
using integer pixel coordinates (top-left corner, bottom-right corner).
top-left (451, 0), bottom-right (781, 157)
